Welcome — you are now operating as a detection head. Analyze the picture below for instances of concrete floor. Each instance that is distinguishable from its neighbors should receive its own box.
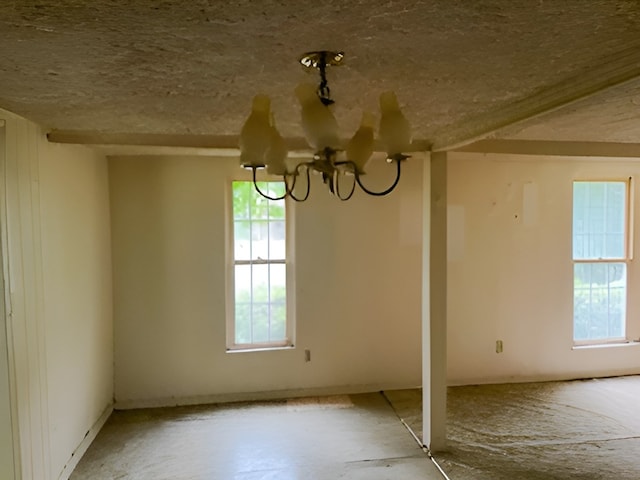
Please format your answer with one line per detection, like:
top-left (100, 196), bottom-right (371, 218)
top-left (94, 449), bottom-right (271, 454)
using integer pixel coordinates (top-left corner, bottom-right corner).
top-left (70, 393), bottom-right (443, 480)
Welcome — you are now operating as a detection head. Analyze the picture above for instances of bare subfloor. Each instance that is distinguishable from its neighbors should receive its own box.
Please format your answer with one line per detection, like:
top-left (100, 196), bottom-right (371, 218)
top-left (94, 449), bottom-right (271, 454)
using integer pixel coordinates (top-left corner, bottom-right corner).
top-left (386, 375), bottom-right (640, 480)
top-left (71, 376), bottom-right (640, 479)
top-left (70, 392), bottom-right (441, 480)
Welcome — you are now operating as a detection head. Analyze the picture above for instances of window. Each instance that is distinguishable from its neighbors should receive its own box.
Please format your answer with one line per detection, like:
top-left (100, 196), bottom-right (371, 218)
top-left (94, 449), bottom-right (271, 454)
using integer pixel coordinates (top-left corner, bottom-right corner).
top-left (572, 180), bottom-right (631, 343)
top-left (227, 181), bottom-right (293, 350)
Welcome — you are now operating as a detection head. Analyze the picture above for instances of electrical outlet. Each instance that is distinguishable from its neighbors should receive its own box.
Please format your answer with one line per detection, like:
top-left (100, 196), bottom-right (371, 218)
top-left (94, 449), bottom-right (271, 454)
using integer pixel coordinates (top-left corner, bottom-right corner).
top-left (496, 340), bottom-right (503, 353)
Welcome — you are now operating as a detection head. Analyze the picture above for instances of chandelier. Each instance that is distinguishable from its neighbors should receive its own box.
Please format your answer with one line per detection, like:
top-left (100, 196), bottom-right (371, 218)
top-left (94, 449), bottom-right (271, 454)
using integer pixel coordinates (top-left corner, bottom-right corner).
top-left (239, 51), bottom-right (412, 201)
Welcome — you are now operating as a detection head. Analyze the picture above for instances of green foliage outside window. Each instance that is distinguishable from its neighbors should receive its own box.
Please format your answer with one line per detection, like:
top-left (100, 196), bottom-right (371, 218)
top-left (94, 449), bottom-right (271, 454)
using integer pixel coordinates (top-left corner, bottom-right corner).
top-left (233, 181), bottom-right (285, 219)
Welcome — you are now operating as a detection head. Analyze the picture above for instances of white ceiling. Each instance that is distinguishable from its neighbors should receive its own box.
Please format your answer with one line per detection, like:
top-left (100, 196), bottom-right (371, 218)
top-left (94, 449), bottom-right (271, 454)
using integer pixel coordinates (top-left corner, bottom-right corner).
top-left (2, 1), bottom-right (640, 151)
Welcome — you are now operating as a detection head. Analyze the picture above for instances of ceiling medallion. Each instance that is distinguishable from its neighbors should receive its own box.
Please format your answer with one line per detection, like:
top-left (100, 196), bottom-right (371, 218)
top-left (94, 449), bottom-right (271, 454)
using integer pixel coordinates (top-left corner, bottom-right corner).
top-left (239, 50), bottom-right (412, 201)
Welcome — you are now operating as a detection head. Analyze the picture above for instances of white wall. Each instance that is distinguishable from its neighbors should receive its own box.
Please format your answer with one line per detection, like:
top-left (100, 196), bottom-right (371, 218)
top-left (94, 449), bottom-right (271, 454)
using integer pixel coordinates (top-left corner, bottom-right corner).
top-left (1, 112), bottom-right (51, 480)
top-left (0, 108), bottom-right (113, 480)
top-left (447, 152), bottom-right (640, 385)
top-left (39, 142), bottom-right (113, 478)
top-left (0, 297), bottom-right (14, 480)
top-left (110, 155), bottom-right (423, 407)
top-left (0, 121), bottom-right (15, 480)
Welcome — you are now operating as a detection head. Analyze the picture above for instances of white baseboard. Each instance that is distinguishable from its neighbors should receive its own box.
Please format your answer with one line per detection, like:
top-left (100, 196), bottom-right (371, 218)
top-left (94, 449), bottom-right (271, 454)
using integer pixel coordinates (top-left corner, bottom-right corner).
top-left (56, 403), bottom-right (113, 480)
top-left (115, 382), bottom-right (421, 410)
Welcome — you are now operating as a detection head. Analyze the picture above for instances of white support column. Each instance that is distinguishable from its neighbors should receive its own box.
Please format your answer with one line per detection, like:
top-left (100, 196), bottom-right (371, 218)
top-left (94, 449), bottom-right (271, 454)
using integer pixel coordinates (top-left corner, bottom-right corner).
top-left (422, 151), bottom-right (447, 452)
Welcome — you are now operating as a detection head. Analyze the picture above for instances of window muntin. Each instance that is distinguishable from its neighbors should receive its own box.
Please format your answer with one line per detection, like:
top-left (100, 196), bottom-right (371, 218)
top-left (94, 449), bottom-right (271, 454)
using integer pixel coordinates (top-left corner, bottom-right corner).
top-left (573, 180), bottom-right (630, 343)
top-left (228, 181), bottom-right (291, 350)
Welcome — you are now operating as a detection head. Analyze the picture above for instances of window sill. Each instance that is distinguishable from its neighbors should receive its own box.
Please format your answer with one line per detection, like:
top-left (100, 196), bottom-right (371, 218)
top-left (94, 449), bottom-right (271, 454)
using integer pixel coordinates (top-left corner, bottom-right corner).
top-left (226, 345), bottom-right (295, 354)
top-left (572, 340), bottom-right (640, 350)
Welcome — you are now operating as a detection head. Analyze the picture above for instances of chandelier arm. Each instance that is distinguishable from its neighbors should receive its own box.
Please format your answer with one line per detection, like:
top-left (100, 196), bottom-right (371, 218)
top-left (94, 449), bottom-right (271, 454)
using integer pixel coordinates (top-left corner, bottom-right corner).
top-left (289, 165), bottom-right (311, 202)
top-left (283, 172), bottom-right (298, 194)
top-left (334, 171), bottom-right (357, 201)
top-left (355, 159), bottom-right (403, 197)
top-left (251, 167), bottom-right (288, 201)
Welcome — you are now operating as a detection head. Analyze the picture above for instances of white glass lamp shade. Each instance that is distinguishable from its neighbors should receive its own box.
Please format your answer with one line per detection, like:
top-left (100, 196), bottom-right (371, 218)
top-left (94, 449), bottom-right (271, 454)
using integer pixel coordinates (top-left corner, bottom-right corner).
top-left (379, 91), bottom-right (411, 157)
top-left (346, 111), bottom-right (375, 174)
top-left (266, 119), bottom-right (288, 176)
top-left (295, 82), bottom-right (339, 151)
top-left (239, 94), bottom-right (272, 168)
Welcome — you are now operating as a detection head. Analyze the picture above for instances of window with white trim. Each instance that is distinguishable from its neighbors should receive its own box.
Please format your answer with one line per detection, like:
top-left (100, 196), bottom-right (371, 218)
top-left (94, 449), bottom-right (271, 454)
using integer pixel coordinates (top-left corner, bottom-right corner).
top-left (572, 180), bottom-right (631, 344)
top-left (227, 181), bottom-right (293, 350)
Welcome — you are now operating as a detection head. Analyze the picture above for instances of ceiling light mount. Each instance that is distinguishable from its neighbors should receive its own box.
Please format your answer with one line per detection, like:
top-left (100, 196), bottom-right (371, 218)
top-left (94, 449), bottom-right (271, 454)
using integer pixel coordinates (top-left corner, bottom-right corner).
top-left (299, 51), bottom-right (344, 69)
top-left (299, 51), bottom-right (344, 106)
top-left (239, 51), bottom-right (412, 202)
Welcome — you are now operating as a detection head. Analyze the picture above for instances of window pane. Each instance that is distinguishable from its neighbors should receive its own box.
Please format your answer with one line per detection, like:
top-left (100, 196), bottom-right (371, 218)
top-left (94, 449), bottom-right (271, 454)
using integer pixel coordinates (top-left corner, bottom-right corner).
top-left (234, 221), bottom-right (251, 261)
top-left (234, 303), bottom-right (252, 344)
top-left (251, 221), bottom-right (269, 260)
top-left (267, 198), bottom-right (285, 221)
top-left (573, 182), bottom-right (626, 260)
top-left (232, 181), bottom-right (252, 220)
top-left (234, 264), bottom-right (251, 303)
top-left (233, 262), bottom-right (287, 345)
top-left (574, 262), bottom-right (626, 341)
top-left (250, 195), bottom-right (271, 220)
top-left (270, 303), bottom-right (286, 340)
top-left (269, 220), bottom-right (286, 259)
top-left (251, 264), bottom-right (269, 300)
top-left (251, 302), bottom-right (270, 343)
top-left (233, 182), bottom-right (286, 262)
top-left (269, 264), bottom-right (287, 341)
top-left (250, 183), bottom-right (285, 220)
top-left (234, 221), bottom-right (285, 261)
top-left (231, 181), bottom-right (288, 348)
top-left (270, 263), bottom-right (286, 298)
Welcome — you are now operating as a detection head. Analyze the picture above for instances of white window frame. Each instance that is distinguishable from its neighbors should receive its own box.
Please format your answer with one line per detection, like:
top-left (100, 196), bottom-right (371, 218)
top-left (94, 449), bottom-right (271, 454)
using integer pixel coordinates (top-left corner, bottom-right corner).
top-left (572, 178), bottom-right (632, 346)
top-left (225, 176), bottom-right (295, 351)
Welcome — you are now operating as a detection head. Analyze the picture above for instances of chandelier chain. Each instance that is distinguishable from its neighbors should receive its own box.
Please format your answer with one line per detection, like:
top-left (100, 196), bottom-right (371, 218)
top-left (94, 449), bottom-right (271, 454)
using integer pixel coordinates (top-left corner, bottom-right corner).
top-left (317, 52), bottom-right (333, 106)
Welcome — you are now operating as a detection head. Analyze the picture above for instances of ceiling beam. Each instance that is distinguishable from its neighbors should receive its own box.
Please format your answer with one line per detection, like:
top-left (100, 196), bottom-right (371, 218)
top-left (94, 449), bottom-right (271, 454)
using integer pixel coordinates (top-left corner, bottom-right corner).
top-left (432, 43), bottom-right (640, 152)
top-left (46, 131), bottom-right (431, 157)
top-left (455, 139), bottom-right (640, 158)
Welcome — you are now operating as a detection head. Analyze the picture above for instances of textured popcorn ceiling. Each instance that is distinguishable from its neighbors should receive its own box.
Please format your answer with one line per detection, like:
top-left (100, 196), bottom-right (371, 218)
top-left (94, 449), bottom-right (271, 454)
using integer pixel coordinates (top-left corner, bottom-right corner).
top-left (1, 1), bottom-right (640, 149)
